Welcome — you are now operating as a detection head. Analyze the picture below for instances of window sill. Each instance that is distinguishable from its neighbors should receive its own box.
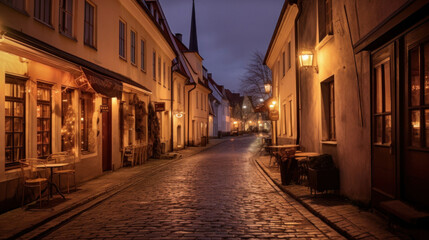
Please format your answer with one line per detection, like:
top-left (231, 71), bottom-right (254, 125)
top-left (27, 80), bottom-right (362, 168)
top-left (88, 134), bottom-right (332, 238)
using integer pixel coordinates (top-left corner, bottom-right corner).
top-left (59, 31), bottom-right (77, 42)
top-left (131, 62), bottom-right (137, 67)
top-left (119, 56), bottom-right (127, 62)
top-left (141, 69), bottom-right (146, 73)
top-left (34, 18), bottom-right (55, 30)
top-left (321, 140), bottom-right (337, 145)
top-left (84, 43), bottom-right (97, 51)
top-left (316, 34), bottom-right (334, 50)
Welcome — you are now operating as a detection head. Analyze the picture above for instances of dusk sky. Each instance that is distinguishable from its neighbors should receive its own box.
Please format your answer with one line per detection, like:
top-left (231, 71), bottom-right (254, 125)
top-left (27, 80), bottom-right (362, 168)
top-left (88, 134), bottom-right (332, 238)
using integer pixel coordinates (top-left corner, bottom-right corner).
top-left (159, 0), bottom-right (283, 92)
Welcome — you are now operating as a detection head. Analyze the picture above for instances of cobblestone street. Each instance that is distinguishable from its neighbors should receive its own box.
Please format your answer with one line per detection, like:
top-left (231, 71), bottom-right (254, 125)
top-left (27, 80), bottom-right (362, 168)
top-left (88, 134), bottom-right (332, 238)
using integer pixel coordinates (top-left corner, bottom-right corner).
top-left (42, 136), bottom-right (343, 239)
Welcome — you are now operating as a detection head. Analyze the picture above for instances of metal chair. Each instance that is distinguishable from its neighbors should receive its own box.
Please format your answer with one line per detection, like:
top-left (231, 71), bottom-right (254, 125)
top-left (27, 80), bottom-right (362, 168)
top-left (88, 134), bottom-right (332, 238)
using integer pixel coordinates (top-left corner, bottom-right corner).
top-left (19, 159), bottom-right (49, 207)
top-left (52, 151), bottom-right (76, 193)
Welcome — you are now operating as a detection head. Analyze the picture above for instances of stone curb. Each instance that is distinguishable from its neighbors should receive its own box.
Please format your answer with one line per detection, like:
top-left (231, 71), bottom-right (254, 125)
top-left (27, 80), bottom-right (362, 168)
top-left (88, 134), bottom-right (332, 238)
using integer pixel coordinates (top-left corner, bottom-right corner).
top-left (8, 138), bottom-right (229, 240)
top-left (253, 150), bottom-right (355, 240)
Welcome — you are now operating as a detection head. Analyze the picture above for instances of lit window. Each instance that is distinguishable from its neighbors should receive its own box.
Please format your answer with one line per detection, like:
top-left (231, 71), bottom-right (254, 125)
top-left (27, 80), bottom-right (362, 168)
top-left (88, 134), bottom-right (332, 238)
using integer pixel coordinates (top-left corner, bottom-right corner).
top-left (37, 83), bottom-right (52, 158)
top-left (80, 92), bottom-right (94, 153)
top-left (5, 76), bottom-right (26, 167)
top-left (61, 88), bottom-right (74, 151)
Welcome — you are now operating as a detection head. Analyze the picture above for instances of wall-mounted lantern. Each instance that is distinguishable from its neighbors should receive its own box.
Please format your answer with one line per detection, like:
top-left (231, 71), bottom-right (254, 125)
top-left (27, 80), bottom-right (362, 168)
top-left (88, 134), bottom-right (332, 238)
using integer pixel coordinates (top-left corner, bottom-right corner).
top-left (299, 50), bottom-right (318, 73)
top-left (264, 82), bottom-right (272, 94)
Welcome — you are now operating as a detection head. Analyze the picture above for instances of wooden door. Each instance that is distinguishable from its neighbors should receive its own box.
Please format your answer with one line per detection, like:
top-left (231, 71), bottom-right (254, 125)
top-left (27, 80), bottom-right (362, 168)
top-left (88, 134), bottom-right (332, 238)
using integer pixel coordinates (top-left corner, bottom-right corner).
top-left (402, 22), bottom-right (429, 210)
top-left (102, 98), bottom-right (112, 171)
top-left (371, 43), bottom-right (397, 204)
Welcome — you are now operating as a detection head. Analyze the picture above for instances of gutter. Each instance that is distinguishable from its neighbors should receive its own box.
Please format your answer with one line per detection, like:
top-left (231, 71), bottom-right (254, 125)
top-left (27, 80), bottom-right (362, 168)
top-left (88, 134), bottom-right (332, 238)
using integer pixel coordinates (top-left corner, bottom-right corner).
top-left (295, 1), bottom-right (302, 146)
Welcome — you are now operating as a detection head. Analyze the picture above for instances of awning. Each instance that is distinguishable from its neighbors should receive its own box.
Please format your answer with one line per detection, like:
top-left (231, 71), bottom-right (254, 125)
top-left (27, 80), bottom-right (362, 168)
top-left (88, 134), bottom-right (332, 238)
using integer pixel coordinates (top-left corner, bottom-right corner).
top-left (82, 67), bottom-right (123, 99)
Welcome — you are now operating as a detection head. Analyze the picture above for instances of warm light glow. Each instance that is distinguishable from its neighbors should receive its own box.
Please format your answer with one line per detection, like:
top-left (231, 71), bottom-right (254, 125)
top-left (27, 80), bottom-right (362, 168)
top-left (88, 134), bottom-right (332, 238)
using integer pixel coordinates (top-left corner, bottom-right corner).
top-left (249, 121), bottom-right (252, 124)
top-left (243, 105), bottom-right (247, 109)
top-left (233, 121), bottom-right (237, 124)
top-left (264, 83), bottom-right (271, 94)
top-left (269, 104), bottom-right (274, 109)
top-left (175, 113), bottom-right (183, 118)
top-left (299, 51), bottom-right (314, 67)
top-left (259, 98), bottom-right (263, 102)
top-left (271, 100), bottom-right (276, 105)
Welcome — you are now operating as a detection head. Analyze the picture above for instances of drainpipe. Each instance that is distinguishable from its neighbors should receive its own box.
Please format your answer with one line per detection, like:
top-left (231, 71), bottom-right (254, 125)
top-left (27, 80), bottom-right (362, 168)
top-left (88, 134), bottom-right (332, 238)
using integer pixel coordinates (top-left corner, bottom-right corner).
top-left (295, 1), bottom-right (302, 146)
top-left (170, 63), bottom-right (177, 152)
top-left (187, 82), bottom-right (197, 146)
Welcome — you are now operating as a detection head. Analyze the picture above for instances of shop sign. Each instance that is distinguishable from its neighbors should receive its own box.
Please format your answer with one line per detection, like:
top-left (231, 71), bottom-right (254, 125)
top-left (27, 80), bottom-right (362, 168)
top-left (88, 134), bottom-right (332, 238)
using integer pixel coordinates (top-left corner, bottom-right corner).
top-left (100, 105), bottom-right (109, 112)
top-left (269, 110), bottom-right (279, 121)
top-left (155, 102), bottom-right (165, 112)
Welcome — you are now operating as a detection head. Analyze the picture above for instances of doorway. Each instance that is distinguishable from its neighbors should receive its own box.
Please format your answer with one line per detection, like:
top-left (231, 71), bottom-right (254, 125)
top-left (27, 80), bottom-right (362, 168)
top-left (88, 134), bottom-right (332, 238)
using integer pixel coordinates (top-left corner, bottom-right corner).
top-left (177, 125), bottom-right (182, 147)
top-left (102, 97), bottom-right (112, 171)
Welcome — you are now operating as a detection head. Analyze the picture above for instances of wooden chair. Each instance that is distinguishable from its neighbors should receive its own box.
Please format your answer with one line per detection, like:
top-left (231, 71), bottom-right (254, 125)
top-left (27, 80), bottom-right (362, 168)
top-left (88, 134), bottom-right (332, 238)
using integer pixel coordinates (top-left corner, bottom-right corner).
top-left (19, 159), bottom-right (49, 207)
top-left (52, 152), bottom-right (76, 193)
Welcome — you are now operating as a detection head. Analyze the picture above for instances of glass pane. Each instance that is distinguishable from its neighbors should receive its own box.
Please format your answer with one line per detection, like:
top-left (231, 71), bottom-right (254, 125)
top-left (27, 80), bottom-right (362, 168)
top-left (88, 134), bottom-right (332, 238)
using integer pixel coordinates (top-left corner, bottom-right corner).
top-left (37, 119), bottom-right (42, 131)
top-left (384, 62), bottom-right (391, 112)
top-left (5, 118), bottom-right (12, 132)
top-left (5, 102), bottom-right (12, 116)
top-left (43, 132), bottom-right (49, 144)
top-left (425, 44), bottom-right (429, 105)
top-left (43, 105), bottom-right (50, 117)
top-left (426, 109), bottom-right (429, 148)
top-left (44, 119), bottom-right (50, 131)
top-left (37, 145), bottom-right (42, 157)
top-left (5, 83), bottom-right (13, 97)
top-left (376, 116), bottom-right (382, 143)
top-left (15, 147), bottom-right (23, 161)
top-left (5, 149), bottom-right (12, 163)
top-left (14, 102), bottom-right (24, 117)
top-left (6, 134), bottom-right (12, 147)
top-left (16, 84), bottom-right (24, 98)
top-left (411, 110), bottom-right (421, 147)
top-left (14, 118), bottom-right (23, 132)
top-left (385, 115), bottom-right (391, 144)
top-left (14, 133), bottom-right (21, 147)
top-left (410, 49), bottom-right (420, 106)
top-left (37, 105), bottom-right (41, 118)
top-left (376, 66), bottom-right (382, 113)
top-left (37, 133), bottom-right (42, 144)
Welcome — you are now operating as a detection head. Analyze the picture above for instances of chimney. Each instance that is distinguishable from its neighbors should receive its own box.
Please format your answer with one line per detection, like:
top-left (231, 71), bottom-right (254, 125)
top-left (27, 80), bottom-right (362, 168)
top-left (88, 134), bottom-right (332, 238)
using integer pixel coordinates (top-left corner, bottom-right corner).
top-left (208, 73), bottom-right (212, 79)
top-left (175, 33), bottom-right (182, 42)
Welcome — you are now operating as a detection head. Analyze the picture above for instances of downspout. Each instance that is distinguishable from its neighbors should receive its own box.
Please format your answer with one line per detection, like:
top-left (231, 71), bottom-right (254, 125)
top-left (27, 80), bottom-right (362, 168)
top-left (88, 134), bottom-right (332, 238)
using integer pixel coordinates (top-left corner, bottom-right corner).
top-left (170, 63), bottom-right (176, 152)
top-left (295, 1), bottom-right (302, 146)
top-left (187, 83), bottom-right (197, 146)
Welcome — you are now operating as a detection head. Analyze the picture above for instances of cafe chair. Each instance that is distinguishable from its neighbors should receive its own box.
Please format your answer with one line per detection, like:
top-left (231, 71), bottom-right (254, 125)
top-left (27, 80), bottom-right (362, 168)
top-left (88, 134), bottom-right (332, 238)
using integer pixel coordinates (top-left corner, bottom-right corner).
top-left (19, 159), bottom-right (49, 207)
top-left (52, 152), bottom-right (76, 193)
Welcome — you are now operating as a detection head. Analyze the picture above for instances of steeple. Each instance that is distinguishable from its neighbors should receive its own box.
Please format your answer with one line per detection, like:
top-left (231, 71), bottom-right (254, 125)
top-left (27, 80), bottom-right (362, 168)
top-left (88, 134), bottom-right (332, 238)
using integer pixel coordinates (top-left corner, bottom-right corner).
top-left (189, 0), bottom-right (199, 52)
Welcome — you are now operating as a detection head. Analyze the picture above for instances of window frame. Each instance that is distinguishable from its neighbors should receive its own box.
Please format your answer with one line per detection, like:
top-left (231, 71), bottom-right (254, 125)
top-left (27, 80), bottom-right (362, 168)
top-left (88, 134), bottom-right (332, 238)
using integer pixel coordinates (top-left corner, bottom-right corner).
top-left (130, 29), bottom-right (137, 65)
top-left (140, 39), bottom-right (146, 71)
top-left (80, 92), bottom-right (94, 153)
top-left (163, 61), bottom-right (166, 87)
top-left (84, 0), bottom-right (96, 48)
top-left (119, 20), bottom-right (126, 60)
top-left (158, 56), bottom-right (161, 84)
top-left (152, 51), bottom-right (156, 80)
top-left (59, 0), bottom-right (73, 37)
top-left (318, 0), bottom-right (333, 43)
top-left (5, 75), bottom-right (26, 169)
top-left (34, 0), bottom-right (52, 26)
top-left (1, 0), bottom-right (27, 14)
top-left (36, 82), bottom-right (52, 158)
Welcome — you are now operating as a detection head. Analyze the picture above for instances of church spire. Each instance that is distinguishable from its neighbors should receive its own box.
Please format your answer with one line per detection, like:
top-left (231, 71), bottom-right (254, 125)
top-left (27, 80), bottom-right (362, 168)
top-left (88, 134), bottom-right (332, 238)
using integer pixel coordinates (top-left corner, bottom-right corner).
top-left (189, 0), bottom-right (199, 52)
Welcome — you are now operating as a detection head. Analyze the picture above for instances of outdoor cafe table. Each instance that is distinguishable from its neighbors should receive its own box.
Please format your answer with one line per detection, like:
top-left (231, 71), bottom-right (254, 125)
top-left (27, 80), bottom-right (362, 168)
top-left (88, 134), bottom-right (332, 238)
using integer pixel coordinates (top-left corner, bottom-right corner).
top-left (266, 145), bottom-right (300, 166)
top-left (36, 162), bottom-right (69, 199)
top-left (294, 152), bottom-right (321, 184)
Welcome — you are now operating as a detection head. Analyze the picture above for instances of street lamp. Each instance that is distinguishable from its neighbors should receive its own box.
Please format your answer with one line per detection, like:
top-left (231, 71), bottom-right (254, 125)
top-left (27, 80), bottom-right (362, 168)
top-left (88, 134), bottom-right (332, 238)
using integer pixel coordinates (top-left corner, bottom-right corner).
top-left (299, 50), bottom-right (318, 73)
top-left (264, 82), bottom-right (272, 94)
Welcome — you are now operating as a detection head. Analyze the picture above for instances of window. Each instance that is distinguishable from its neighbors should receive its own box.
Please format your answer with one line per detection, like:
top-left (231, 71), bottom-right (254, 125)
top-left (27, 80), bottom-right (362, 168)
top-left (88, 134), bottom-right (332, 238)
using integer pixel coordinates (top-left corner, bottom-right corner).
top-left (282, 51), bottom-right (285, 77)
top-left (283, 104), bottom-right (287, 135)
top-left (59, 0), bottom-right (73, 36)
top-left (167, 64), bottom-right (171, 90)
top-left (152, 51), bottom-right (156, 80)
top-left (201, 93), bottom-right (203, 110)
top-left (318, 0), bottom-right (333, 42)
top-left (163, 62), bottom-right (166, 87)
top-left (158, 57), bottom-right (161, 84)
top-left (61, 88), bottom-right (74, 151)
top-left (34, 0), bottom-right (51, 25)
top-left (288, 41), bottom-right (291, 69)
top-left (37, 83), bottom-right (52, 158)
top-left (178, 84), bottom-right (181, 103)
top-left (130, 30), bottom-right (136, 64)
top-left (5, 76), bottom-right (25, 168)
top-left (373, 59), bottom-right (392, 145)
top-left (196, 91), bottom-right (198, 109)
top-left (119, 20), bottom-right (126, 59)
top-left (322, 77), bottom-right (335, 141)
top-left (80, 92), bottom-right (94, 152)
top-left (140, 40), bottom-right (145, 71)
top-left (84, 1), bottom-right (95, 47)
top-left (1, 0), bottom-right (26, 12)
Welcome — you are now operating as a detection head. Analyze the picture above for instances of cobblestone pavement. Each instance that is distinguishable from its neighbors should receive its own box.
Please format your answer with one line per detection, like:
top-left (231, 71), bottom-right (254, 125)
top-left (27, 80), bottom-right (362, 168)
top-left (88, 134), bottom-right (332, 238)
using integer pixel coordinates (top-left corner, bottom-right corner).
top-left (42, 136), bottom-right (344, 239)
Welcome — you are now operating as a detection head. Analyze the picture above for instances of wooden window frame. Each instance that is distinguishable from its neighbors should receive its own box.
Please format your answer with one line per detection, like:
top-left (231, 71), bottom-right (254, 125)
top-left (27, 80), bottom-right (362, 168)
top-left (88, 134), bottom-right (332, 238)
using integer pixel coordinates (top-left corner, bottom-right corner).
top-left (5, 75), bottom-right (26, 169)
top-left (322, 76), bottom-right (336, 141)
top-left (37, 82), bottom-right (52, 158)
top-left (119, 20), bottom-right (126, 60)
top-left (59, 0), bottom-right (73, 37)
top-left (84, 1), bottom-right (96, 48)
top-left (318, 0), bottom-right (333, 43)
top-left (34, 0), bottom-right (52, 26)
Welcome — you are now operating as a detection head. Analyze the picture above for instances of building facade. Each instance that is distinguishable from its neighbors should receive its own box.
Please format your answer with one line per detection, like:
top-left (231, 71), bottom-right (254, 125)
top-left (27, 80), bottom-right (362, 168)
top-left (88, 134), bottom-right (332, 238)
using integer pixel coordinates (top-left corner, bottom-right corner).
top-left (0, 0), bottom-right (176, 212)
